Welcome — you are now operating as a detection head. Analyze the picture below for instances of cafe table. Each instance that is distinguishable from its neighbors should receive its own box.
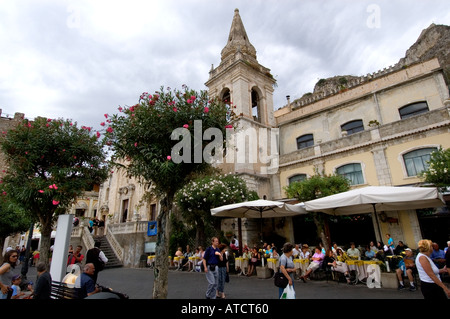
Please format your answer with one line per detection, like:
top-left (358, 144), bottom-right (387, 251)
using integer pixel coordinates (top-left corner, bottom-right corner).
top-left (293, 258), bottom-right (309, 277)
top-left (173, 256), bottom-right (184, 270)
top-left (235, 257), bottom-right (249, 276)
top-left (345, 259), bottom-right (383, 286)
top-left (147, 255), bottom-right (155, 268)
top-left (267, 258), bottom-right (279, 277)
top-left (188, 256), bottom-right (200, 272)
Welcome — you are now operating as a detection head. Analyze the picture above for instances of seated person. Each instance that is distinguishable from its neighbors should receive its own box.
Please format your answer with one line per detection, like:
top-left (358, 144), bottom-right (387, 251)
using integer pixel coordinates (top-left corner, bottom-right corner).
top-left (347, 242), bottom-right (361, 260)
top-left (364, 245), bottom-right (376, 260)
top-left (182, 245), bottom-right (193, 271)
top-left (300, 244), bottom-right (310, 259)
top-left (175, 247), bottom-right (184, 257)
top-left (430, 242), bottom-right (446, 268)
top-left (173, 247), bottom-right (184, 269)
top-left (395, 248), bottom-right (416, 291)
top-left (270, 247), bottom-right (279, 259)
top-left (247, 247), bottom-right (260, 277)
top-left (394, 241), bottom-right (409, 255)
top-left (323, 249), bottom-right (352, 284)
top-left (195, 246), bottom-right (205, 272)
top-left (292, 244), bottom-right (301, 258)
top-left (300, 247), bottom-right (324, 282)
top-left (75, 263), bottom-right (100, 298)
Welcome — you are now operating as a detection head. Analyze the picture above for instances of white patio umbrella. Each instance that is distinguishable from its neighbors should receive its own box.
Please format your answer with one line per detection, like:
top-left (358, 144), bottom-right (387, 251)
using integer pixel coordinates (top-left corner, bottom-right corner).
top-left (303, 186), bottom-right (445, 239)
top-left (211, 199), bottom-right (307, 245)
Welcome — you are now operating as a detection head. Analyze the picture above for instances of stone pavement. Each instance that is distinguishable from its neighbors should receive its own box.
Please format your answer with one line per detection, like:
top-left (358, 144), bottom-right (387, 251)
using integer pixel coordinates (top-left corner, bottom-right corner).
top-left (25, 266), bottom-right (425, 300)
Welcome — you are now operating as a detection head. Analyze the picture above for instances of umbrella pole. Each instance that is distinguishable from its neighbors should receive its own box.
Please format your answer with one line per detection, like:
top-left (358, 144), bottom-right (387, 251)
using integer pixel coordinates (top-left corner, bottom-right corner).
top-left (238, 218), bottom-right (243, 256)
top-left (372, 204), bottom-right (383, 242)
top-left (260, 210), bottom-right (263, 244)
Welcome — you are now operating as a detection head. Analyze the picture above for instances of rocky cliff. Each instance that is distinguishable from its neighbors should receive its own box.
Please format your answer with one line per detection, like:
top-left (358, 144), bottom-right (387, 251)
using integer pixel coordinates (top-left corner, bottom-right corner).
top-left (309, 23), bottom-right (450, 98)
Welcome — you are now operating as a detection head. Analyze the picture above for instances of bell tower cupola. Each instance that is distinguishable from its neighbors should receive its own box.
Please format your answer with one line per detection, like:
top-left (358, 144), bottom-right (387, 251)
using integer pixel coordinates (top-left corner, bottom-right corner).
top-left (206, 8), bottom-right (276, 127)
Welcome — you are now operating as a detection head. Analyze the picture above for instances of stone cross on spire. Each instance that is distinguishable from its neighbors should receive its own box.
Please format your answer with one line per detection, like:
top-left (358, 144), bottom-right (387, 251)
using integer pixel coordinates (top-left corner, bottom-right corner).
top-left (220, 8), bottom-right (257, 62)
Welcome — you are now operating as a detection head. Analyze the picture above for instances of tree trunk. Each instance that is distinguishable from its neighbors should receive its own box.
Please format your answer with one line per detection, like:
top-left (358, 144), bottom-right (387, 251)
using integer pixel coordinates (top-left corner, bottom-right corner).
top-left (152, 193), bottom-right (173, 299)
top-left (38, 218), bottom-right (53, 269)
top-left (195, 217), bottom-right (206, 249)
top-left (313, 212), bottom-right (330, 251)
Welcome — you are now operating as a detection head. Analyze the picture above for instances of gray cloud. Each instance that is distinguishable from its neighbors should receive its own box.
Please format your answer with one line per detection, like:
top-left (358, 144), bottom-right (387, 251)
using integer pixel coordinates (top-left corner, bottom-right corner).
top-left (0, 0), bottom-right (449, 131)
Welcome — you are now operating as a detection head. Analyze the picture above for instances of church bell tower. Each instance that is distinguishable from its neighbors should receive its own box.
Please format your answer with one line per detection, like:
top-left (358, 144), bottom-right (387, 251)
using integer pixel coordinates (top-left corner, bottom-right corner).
top-left (205, 9), bottom-right (279, 200)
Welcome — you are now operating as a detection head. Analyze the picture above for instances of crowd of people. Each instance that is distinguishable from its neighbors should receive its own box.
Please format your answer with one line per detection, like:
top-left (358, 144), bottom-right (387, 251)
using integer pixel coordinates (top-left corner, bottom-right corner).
top-left (0, 239), bottom-right (109, 299)
top-left (172, 233), bottom-right (450, 300)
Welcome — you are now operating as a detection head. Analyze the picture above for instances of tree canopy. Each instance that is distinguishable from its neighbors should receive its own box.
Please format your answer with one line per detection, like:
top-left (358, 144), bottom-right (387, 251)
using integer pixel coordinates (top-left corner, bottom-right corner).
top-left (284, 173), bottom-right (350, 249)
top-left (103, 86), bottom-right (231, 299)
top-left (175, 173), bottom-right (258, 247)
top-left (0, 117), bottom-right (109, 264)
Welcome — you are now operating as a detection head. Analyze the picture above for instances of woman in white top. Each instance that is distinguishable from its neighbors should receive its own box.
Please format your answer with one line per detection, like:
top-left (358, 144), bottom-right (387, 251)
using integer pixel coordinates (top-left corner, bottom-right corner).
top-left (415, 239), bottom-right (449, 299)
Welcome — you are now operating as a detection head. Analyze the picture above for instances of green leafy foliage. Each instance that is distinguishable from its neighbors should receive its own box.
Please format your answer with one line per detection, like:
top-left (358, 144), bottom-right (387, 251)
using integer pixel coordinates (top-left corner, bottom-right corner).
top-left (284, 173), bottom-right (351, 202)
top-left (0, 117), bottom-right (109, 263)
top-left (421, 146), bottom-right (450, 190)
top-left (103, 86), bottom-right (231, 197)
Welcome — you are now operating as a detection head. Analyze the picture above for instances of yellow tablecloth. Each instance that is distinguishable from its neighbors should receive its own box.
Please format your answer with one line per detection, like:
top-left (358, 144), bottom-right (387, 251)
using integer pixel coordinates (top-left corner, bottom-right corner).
top-left (293, 258), bottom-right (309, 276)
top-left (345, 259), bottom-right (383, 282)
top-left (147, 255), bottom-right (155, 267)
top-left (267, 258), bottom-right (279, 271)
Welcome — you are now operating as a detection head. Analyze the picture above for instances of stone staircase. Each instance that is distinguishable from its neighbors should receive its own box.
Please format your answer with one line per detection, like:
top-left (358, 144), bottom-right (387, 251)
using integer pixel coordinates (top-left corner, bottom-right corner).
top-left (94, 236), bottom-right (123, 269)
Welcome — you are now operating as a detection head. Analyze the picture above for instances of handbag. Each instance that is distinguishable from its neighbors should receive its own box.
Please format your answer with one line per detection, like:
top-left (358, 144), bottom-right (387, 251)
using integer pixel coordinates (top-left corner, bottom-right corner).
top-left (274, 271), bottom-right (289, 288)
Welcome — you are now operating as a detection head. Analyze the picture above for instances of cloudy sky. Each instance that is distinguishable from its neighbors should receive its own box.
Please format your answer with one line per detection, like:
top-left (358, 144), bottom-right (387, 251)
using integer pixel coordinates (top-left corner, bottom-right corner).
top-left (0, 0), bottom-right (449, 132)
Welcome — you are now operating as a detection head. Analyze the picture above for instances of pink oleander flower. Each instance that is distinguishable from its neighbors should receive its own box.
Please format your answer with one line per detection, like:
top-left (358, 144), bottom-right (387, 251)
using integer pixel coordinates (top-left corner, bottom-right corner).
top-left (183, 124), bottom-right (189, 129)
top-left (100, 122), bottom-right (105, 126)
top-left (204, 107), bottom-right (209, 113)
top-left (225, 125), bottom-right (233, 129)
top-left (52, 200), bottom-right (60, 205)
top-left (167, 155), bottom-right (171, 160)
top-left (106, 127), bottom-right (113, 133)
top-left (96, 132), bottom-right (101, 138)
top-left (134, 142), bottom-right (138, 147)
top-left (173, 107), bottom-right (177, 112)
top-left (39, 190), bottom-right (44, 193)
top-left (104, 113), bottom-right (108, 118)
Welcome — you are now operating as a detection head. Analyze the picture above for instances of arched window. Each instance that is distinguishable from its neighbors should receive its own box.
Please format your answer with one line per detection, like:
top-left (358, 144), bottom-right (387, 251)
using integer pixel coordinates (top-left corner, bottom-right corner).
top-left (403, 147), bottom-right (437, 176)
top-left (336, 163), bottom-right (364, 185)
top-left (296, 134), bottom-right (314, 149)
top-left (288, 174), bottom-right (307, 185)
top-left (221, 89), bottom-right (231, 105)
top-left (341, 120), bottom-right (364, 135)
top-left (251, 89), bottom-right (260, 123)
top-left (399, 101), bottom-right (429, 119)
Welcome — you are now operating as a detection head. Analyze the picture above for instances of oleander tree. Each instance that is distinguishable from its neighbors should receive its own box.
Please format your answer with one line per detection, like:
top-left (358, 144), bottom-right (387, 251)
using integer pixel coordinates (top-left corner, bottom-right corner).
top-left (0, 117), bottom-right (109, 266)
top-left (420, 147), bottom-right (450, 191)
top-left (284, 173), bottom-right (350, 249)
top-left (103, 85), bottom-right (231, 299)
top-left (175, 173), bottom-right (258, 248)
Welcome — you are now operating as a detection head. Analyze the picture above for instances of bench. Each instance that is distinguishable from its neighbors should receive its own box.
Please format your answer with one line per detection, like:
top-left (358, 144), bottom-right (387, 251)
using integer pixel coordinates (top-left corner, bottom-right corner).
top-left (51, 281), bottom-right (78, 299)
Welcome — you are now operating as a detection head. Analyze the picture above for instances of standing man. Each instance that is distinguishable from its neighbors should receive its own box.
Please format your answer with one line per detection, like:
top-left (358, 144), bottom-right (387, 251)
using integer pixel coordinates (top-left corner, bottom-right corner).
top-left (85, 241), bottom-right (108, 285)
top-left (202, 237), bottom-right (222, 299)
